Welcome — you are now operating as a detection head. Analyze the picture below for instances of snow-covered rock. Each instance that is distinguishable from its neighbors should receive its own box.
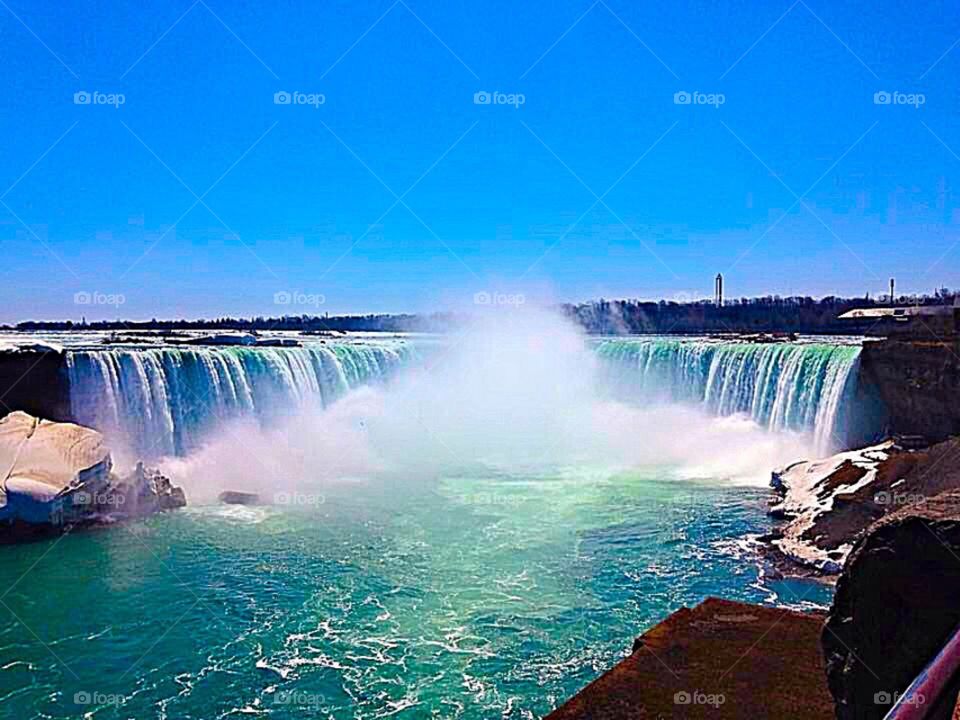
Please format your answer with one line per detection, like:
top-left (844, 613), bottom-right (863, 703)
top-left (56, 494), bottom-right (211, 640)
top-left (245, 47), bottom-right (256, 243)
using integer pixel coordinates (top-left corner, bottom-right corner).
top-left (0, 411), bottom-right (185, 538)
top-left (768, 441), bottom-right (895, 573)
top-left (0, 340), bottom-right (64, 354)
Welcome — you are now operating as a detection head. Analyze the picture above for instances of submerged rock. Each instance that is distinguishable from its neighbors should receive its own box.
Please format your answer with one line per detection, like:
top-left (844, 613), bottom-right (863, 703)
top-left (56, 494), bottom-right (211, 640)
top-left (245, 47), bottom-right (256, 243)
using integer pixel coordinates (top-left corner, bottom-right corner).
top-left (218, 490), bottom-right (261, 506)
top-left (0, 411), bottom-right (185, 541)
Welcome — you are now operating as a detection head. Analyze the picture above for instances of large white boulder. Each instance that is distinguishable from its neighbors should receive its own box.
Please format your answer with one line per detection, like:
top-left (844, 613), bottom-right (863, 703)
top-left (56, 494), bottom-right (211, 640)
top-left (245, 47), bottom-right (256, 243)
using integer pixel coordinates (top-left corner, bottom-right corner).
top-left (0, 411), bottom-right (111, 524)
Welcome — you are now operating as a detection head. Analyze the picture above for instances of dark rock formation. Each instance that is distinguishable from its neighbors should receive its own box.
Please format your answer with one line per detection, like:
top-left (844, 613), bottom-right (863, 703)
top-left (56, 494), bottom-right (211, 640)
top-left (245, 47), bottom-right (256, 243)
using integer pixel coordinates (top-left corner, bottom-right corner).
top-left (859, 338), bottom-right (960, 444)
top-left (823, 491), bottom-right (960, 719)
top-left (109, 462), bottom-right (187, 516)
top-left (0, 349), bottom-right (71, 422)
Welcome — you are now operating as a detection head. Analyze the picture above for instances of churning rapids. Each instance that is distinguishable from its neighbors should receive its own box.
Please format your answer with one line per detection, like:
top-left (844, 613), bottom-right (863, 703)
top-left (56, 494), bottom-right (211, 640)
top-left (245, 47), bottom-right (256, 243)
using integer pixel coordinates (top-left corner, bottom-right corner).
top-left (3, 312), bottom-right (850, 719)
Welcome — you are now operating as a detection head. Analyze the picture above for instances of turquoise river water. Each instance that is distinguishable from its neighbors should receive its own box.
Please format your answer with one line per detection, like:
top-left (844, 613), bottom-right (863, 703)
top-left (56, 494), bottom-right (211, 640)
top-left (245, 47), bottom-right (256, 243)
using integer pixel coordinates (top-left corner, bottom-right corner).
top-left (0, 330), bottom-right (855, 718)
top-left (0, 469), bottom-right (831, 719)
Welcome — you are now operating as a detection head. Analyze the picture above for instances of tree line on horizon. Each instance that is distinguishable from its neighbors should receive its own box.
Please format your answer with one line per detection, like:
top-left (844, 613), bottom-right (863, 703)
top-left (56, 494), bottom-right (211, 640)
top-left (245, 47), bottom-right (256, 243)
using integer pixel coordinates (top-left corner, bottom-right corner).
top-left (6, 289), bottom-right (958, 336)
top-left (6, 312), bottom-right (460, 334)
top-left (560, 290), bottom-right (958, 335)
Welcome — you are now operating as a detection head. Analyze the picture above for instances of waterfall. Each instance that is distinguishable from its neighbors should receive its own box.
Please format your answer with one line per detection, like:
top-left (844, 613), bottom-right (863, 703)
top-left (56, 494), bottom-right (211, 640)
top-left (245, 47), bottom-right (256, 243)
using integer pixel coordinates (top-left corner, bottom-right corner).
top-left (66, 342), bottom-right (414, 458)
top-left (595, 339), bottom-right (861, 454)
top-left (64, 336), bottom-right (862, 460)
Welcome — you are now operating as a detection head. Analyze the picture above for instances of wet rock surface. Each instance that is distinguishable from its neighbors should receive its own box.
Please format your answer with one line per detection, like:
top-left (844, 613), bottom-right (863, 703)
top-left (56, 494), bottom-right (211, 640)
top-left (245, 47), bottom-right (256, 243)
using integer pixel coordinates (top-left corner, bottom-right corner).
top-left (107, 462), bottom-right (187, 517)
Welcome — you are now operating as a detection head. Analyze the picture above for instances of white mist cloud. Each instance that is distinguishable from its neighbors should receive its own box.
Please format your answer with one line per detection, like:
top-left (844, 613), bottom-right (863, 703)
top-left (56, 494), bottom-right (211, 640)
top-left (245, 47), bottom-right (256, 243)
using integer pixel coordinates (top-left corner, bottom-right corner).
top-left (163, 307), bottom-right (813, 500)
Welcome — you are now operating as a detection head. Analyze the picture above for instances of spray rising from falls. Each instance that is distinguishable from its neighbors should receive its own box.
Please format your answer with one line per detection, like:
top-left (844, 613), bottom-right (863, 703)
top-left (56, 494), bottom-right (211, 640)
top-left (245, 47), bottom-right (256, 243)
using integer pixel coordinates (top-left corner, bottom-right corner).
top-left (63, 322), bottom-right (862, 473)
top-left (160, 313), bottom-right (824, 501)
top-left (595, 339), bottom-right (862, 455)
top-left (66, 342), bottom-right (413, 458)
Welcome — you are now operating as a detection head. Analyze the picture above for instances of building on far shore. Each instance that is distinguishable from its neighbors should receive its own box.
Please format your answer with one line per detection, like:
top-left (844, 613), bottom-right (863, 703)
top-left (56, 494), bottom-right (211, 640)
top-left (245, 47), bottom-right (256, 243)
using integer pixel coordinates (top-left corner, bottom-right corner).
top-left (838, 303), bottom-right (959, 337)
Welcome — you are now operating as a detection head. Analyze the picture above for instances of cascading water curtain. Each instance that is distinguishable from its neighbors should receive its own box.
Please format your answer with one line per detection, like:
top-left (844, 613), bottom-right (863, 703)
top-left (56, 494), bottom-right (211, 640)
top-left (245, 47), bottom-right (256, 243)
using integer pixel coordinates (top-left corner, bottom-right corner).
top-left (595, 339), bottom-right (862, 455)
top-left (67, 338), bottom-right (861, 461)
top-left (66, 343), bottom-right (415, 458)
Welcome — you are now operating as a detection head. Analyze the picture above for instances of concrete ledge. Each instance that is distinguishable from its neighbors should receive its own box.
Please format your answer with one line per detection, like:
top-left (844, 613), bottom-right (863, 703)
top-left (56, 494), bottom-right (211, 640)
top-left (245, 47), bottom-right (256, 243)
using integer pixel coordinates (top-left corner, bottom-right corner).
top-left (547, 597), bottom-right (833, 720)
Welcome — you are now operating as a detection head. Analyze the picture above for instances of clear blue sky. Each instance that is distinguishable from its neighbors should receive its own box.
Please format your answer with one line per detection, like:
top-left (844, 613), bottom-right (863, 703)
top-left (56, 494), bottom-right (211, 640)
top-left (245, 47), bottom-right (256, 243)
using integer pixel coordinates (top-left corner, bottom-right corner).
top-left (1, 0), bottom-right (958, 321)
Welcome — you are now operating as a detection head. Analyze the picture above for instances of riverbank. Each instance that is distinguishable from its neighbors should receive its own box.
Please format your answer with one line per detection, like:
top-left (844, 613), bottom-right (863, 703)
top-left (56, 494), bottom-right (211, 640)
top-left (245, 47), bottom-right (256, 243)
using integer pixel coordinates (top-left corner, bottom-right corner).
top-left (552, 466), bottom-right (960, 718)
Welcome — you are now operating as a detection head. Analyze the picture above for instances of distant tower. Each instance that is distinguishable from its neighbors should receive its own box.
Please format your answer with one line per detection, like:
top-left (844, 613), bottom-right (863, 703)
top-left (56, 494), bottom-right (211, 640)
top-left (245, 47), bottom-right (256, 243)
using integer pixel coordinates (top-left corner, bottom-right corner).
top-left (889, 277), bottom-right (895, 304)
top-left (715, 273), bottom-right (724, 307)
